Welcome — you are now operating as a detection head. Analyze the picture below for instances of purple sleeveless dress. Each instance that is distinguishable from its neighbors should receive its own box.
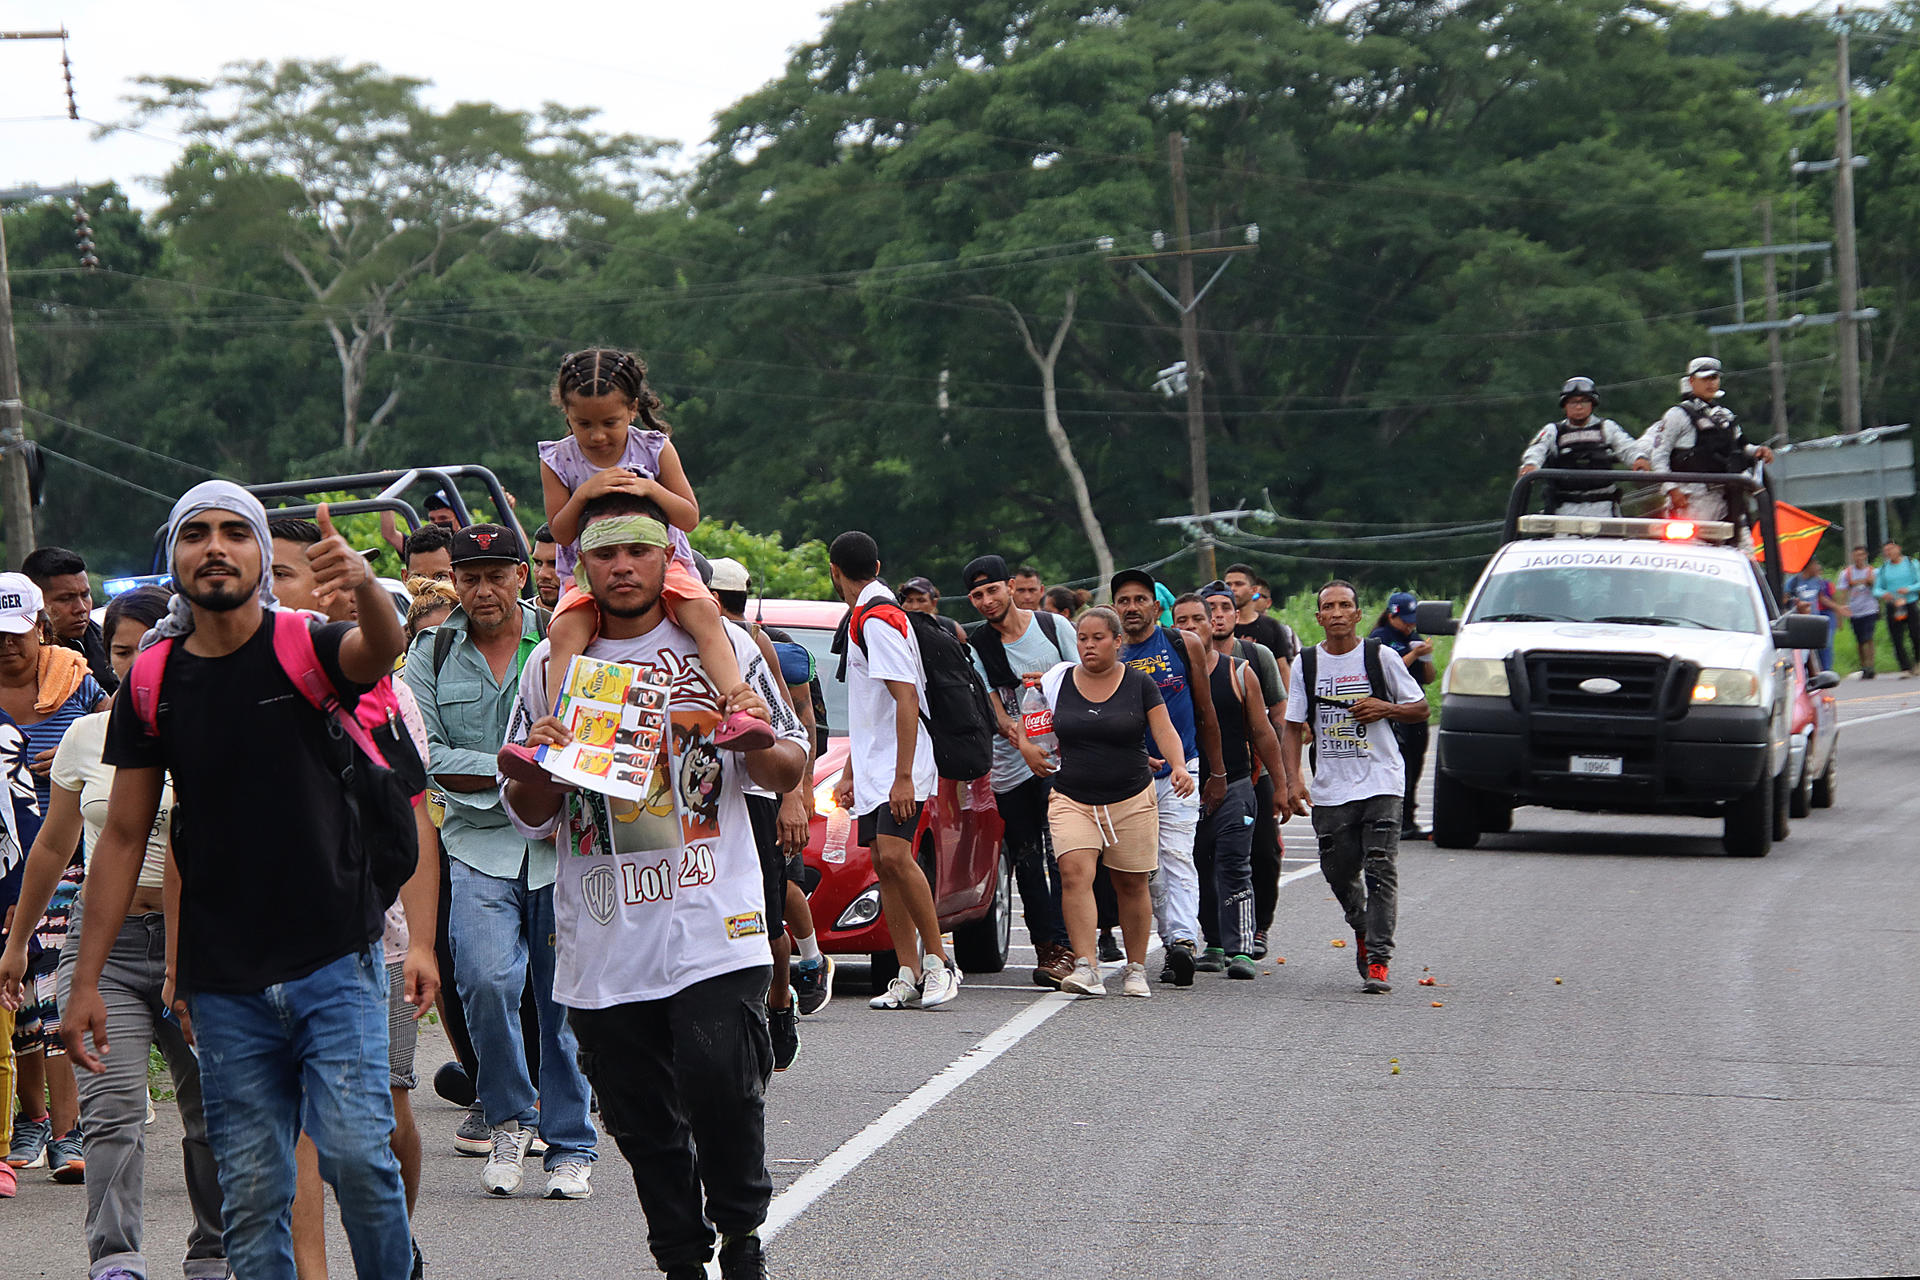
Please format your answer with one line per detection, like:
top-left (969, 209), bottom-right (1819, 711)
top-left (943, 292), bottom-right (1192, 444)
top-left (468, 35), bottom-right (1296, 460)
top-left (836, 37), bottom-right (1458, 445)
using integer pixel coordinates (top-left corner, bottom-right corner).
top-left (538, 428), bottom-right (695, 578)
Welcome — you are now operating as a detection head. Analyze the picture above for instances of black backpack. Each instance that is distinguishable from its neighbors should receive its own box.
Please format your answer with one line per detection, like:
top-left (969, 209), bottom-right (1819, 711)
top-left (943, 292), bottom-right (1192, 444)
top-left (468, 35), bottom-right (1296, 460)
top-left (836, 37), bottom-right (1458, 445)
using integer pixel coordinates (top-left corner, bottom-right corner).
top-left (965, 609), bottom-right (1070, 692)
top-left (1298, 638), bottom-right (1391, 771)
top-left (852, 598), bottom-right (995, 781)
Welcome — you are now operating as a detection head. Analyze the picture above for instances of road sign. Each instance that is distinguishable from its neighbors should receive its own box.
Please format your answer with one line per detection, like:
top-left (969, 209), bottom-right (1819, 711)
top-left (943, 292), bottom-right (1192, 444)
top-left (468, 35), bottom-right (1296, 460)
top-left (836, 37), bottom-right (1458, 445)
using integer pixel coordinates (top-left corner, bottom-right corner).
top-left (1771, 426), bottom-right (1912, 508)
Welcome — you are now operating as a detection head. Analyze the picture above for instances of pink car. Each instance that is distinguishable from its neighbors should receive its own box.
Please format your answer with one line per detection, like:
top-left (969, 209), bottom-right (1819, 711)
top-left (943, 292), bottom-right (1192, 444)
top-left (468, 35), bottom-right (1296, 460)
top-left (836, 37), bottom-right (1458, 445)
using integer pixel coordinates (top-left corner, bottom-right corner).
top-left (747, 599), bottom-right (1011, 988)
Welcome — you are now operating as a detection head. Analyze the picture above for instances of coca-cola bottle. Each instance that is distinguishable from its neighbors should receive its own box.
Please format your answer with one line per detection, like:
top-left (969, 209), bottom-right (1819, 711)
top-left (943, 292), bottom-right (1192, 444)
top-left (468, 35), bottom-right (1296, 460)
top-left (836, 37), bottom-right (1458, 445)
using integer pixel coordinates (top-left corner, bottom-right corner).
top-left (1019, 677), bottom-right (1059, 770)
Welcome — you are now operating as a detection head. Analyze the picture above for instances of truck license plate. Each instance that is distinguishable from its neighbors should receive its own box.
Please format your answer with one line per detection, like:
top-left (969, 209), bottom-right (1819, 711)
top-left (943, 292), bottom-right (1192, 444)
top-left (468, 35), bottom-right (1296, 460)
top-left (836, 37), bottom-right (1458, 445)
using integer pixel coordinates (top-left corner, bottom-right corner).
top-left (1570, 755), bottom-right (1623, 776)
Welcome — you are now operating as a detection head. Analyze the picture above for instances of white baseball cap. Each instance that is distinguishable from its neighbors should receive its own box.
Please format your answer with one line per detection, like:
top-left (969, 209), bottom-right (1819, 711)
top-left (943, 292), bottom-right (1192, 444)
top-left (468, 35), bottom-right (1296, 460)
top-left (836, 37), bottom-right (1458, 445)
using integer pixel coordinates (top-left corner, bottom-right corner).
top-left (708, 557), bottom-right (750, 593)
top-left (1687, 356), bottom-right (1722, 377)
top-left (0, 573), bottom-right (45, 635)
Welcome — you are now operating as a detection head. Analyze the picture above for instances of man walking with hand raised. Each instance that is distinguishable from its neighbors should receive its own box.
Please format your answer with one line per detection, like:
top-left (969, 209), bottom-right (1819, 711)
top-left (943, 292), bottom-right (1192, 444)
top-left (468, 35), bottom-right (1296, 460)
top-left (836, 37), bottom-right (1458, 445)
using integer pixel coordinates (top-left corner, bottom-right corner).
top-left (1283, 582), bottom-right (1429, 995)
top-left (65, 484), bottom-right (425, 1280)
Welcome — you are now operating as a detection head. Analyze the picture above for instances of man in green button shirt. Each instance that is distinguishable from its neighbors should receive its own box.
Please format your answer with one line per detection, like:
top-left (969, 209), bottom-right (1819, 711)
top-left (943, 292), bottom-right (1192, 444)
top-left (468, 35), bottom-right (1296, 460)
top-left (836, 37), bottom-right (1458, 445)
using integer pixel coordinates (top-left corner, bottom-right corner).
top-left (404, 524), bottom-right (598, 1202)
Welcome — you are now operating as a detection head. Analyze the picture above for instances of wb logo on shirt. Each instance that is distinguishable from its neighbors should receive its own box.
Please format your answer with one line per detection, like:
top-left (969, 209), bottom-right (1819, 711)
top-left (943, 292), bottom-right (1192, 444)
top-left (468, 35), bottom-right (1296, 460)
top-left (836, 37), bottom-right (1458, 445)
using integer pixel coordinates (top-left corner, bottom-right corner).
top-left (581, 864), bottom-right (618, 926)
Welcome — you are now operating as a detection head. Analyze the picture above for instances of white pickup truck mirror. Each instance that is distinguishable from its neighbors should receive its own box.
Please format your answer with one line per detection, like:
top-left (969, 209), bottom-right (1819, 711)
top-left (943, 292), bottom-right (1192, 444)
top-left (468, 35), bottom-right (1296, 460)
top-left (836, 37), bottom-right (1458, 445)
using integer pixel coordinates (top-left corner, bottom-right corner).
top-left (1415, 599), bottom-right (1457, 636)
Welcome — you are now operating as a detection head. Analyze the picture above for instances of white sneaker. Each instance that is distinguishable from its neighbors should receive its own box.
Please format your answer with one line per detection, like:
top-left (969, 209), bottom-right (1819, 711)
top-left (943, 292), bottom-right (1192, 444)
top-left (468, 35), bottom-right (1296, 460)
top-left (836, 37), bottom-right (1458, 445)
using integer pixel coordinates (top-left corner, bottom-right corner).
top-left (481, 1123), bottom-right (533, 1196)
top-left (1060, 957), bottom-right (1106, 996)
top-left (869, 976), bottom-right (919, 1010)
top-left (919, 958), bottom-right (959, 1008)
top-left (1121, 963), bottom-right (1152, 998)
top-left (544, 1158), bottom-right (593, 1200)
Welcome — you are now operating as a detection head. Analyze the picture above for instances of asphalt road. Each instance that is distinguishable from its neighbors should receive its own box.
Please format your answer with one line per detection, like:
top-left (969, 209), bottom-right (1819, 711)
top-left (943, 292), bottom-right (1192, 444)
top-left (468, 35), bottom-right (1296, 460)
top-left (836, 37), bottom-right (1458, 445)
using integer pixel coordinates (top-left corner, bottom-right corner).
top-left (16, 677), bottom-right (1920, 1279)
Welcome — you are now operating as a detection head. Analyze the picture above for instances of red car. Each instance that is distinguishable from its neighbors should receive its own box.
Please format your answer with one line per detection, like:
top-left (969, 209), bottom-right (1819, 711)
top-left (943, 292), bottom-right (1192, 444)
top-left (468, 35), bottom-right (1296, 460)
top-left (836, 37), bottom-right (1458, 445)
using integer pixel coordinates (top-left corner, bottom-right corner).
top-left (745, 599), bottom-right (1011, 988)
top-left (1785, 649), bottom-right (1840, 819)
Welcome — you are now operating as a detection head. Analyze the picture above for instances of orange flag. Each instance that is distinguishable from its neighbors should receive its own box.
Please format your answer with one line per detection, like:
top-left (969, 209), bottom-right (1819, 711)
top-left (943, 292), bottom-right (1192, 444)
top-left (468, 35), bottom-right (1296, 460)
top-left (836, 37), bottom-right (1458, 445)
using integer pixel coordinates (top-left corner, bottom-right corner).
top-left (1751, 501), bottom-right (1831, 575)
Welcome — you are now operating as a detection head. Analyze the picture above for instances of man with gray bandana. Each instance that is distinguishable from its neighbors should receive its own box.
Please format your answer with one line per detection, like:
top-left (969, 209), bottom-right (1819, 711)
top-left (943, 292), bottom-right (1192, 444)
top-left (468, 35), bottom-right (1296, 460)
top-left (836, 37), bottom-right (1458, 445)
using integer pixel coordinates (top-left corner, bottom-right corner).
top-left (62, 481), bottom-right (418, 1280)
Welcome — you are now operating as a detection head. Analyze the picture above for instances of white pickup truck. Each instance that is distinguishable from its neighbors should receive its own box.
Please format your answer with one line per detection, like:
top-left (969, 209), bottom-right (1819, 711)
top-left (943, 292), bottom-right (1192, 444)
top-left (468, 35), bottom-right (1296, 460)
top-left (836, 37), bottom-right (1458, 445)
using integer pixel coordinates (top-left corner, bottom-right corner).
top-left (1420, 511), bottom-right (1829, 857)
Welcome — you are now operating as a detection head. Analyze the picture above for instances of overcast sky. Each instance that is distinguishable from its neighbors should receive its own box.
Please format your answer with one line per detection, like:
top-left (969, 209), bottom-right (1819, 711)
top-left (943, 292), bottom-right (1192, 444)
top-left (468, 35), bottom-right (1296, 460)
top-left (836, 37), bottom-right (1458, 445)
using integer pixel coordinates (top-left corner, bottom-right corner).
top-left (0, 0), bottom-right (841, 201)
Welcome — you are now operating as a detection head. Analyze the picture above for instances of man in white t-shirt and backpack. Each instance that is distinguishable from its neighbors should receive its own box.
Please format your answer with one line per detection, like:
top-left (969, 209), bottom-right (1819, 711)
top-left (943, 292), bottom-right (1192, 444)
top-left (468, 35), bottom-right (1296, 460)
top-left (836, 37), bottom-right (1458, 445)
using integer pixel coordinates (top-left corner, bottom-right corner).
top-left (500, 493), bottom-right (808, 1280)
top-left (827, 531), bottom-right (959, 1012)
top-left (1282, 581), bottom-right (1430, 995)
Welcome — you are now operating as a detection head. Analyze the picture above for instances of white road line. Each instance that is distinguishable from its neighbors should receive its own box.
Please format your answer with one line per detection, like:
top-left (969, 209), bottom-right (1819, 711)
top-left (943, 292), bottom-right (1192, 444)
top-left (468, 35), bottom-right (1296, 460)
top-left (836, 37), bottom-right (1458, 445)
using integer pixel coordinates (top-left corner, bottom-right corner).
top-left (761, 990), bottom-right (1076, 1241)
top-left (1837, 703), bottom-right (1920, 730)
top-left (759, 856), bottom-right (1326, 1247)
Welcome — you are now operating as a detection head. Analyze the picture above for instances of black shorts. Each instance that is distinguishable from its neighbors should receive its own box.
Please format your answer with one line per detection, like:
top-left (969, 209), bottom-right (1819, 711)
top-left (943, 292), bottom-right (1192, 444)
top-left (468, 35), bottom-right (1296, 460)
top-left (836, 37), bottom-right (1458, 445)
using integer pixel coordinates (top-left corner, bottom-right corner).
top-left (1851, 614), bottom-right (1880, 647)
top-left (857, 800), bottom-right (924, 847)
top-left (744, 794), bottom-right (787, 941)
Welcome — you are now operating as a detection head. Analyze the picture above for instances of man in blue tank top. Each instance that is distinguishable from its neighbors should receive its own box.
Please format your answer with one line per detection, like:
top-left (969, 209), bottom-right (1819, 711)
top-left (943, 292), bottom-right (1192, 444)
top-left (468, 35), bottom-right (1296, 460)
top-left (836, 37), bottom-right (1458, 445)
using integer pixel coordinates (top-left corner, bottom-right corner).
top-left (1111, 569), bottom-right (1225, 987)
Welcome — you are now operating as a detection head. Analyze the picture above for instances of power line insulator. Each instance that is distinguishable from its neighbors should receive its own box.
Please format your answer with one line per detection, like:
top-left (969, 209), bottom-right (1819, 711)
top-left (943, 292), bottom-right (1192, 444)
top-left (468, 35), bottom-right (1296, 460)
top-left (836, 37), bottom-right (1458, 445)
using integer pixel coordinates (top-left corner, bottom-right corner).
top-left (72, 202), bottom-right (100, 270)
top-left (61, 38), bottom-right (78, 121)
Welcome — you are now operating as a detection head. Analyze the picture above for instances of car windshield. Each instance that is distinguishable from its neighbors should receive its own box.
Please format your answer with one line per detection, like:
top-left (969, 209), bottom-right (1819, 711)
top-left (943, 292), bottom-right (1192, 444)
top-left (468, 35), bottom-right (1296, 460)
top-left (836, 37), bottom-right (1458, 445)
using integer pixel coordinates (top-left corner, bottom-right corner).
top-left (1468, 560), bottom-right (1763, 634)
top-left (772, 623), bottom-right (850, 735)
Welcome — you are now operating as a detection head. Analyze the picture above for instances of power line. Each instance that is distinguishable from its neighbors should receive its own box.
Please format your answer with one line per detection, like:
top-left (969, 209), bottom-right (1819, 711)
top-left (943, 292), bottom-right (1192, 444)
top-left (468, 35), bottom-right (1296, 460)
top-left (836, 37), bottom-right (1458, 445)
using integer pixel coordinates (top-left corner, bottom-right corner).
top-left (28, 442), bottom-right (177, 503)
top-left (18, 404), bottom-right (229, 479)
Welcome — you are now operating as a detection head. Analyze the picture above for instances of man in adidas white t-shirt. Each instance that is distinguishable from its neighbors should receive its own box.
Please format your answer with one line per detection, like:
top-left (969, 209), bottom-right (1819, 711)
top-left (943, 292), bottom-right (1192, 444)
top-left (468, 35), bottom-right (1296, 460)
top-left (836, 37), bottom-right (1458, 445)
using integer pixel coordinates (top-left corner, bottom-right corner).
top-left (1282, 580), bottom-right (1429, 997)
top-left (501, 494), bottom-right (807, 1280)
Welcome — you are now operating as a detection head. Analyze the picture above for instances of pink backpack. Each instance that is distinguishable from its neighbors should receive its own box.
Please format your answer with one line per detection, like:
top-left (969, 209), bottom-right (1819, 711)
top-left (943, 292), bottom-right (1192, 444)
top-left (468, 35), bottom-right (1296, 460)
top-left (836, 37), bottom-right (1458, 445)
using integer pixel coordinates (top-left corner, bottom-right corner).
top-left (129, 609), bottom-right (427, 904)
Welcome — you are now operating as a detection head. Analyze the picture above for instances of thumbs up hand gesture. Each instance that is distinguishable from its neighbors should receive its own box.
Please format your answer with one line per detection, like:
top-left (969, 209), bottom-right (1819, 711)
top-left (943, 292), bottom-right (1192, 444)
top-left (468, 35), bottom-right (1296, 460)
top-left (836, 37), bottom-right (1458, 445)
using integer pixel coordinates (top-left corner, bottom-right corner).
top-left (305, 503), bottom-right (371, 605)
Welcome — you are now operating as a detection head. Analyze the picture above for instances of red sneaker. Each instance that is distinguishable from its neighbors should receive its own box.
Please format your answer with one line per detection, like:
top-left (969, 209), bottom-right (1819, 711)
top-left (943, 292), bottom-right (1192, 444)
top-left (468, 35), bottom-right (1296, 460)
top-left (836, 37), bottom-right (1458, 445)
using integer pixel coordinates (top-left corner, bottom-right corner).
top-left (0, 1162), bottom-right (15, 1198)
top-left (712, 710), bottom-right (777, 752)
top-left (1354, 931), bottom-right (1369, 979)
top-left (1363, 962), bottom-right (1391, 994)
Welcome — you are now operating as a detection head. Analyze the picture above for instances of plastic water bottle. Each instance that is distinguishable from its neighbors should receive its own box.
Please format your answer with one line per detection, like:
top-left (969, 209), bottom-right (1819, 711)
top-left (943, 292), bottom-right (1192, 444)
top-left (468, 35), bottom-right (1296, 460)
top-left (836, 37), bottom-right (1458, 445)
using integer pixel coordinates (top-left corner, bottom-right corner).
top-left (823, 806), bottom-right (851, 864)
top-left (1020, 678), bottom-right (1059, 771)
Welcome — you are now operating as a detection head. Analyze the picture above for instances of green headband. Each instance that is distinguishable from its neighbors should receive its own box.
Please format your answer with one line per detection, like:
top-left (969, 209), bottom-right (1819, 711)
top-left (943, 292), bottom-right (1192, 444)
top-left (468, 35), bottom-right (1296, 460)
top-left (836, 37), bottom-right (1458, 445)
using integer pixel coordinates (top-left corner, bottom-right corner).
top-left (579, 514), bottom-right (670, 553)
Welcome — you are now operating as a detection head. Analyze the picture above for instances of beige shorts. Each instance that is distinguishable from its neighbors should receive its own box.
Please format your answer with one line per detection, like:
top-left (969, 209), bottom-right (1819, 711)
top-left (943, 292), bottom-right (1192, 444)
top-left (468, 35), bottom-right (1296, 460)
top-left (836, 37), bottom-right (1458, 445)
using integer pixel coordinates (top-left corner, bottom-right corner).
top-left (1048, 784), bottom-right (1160, 874)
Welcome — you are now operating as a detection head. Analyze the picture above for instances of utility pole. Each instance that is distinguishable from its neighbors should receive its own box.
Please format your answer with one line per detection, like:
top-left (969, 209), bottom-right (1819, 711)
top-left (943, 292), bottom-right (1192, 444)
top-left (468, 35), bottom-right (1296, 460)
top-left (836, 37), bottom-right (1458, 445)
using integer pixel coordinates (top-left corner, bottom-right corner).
top-left (0, 28), bottom-right (81, 567)
top-left (1833, 8), bottom-right (1867, 549)
top-left (0, 209), bottom-right (32, 568)
top-left (1167, 134), bottom-right (1214, 582)
top-left (1760, 200), bottom-right (1789, 444)
top-left (1107, 133), bottom-right (1258, 583)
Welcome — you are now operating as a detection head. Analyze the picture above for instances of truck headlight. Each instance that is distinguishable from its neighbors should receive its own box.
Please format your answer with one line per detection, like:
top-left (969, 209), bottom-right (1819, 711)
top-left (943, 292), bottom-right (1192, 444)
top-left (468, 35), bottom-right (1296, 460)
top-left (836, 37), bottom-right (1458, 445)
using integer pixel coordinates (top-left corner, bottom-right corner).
top-left (1446, 658), bottom-right (1510, 697)
top-left (1692, 668), bottom-right (1761, 706)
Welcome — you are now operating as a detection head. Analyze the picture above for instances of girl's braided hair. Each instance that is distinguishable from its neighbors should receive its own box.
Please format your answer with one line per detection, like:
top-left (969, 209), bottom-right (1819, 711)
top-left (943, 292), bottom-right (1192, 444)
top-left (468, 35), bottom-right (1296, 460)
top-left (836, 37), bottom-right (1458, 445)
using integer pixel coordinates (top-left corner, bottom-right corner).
top-left (551, 348), bottom-right (671, 433)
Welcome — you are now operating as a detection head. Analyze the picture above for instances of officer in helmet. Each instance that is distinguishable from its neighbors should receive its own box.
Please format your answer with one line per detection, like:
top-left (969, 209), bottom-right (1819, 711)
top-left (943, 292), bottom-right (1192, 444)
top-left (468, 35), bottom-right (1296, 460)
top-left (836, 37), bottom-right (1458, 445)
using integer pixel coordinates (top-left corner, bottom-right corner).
top-left (1646, 356), bottom-right (1774, 523)
top-left (1518, 376), bottom-right (1650, 515)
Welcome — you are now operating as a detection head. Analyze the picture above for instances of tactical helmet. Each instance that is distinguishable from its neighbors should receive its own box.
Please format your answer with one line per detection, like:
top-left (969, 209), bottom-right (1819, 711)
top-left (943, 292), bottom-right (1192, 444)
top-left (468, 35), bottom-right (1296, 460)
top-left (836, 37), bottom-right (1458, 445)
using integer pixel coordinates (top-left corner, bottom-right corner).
top-left (1559, 376), bottom-right (1599, 407)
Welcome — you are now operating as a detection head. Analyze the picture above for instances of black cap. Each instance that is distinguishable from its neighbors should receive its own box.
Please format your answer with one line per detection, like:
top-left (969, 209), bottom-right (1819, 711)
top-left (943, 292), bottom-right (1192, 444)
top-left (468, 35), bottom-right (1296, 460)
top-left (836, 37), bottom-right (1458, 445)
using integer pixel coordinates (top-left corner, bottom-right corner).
top-left (1110, 567), bottom-right (1156, 597)
top-left (448, 523), bottom-right (522, 566)
top-left (425, 489), bottom-right (456, 512)
top-left (961, 554), bottom-right (1010, 592)
top-left (1199, 579), bottom-right (1236, 603)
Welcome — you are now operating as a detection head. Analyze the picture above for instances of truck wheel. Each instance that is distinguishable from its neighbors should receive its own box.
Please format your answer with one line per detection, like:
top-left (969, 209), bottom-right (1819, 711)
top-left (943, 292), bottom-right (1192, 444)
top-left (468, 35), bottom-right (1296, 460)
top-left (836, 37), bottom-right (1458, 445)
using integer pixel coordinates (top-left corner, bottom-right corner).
top-left (1812, 747), bottom-right (1837, 809)
top-left (952, 851), bottom-right (1012, 975)
top-left (1431, 771), bottom-right (1481, 849)
top-left (1478, 798), bottom-right (1514, 834)
top-left (1725, 771), bottom-right (1774, 858)
top-left (1771, 765), bottom-right (1792, 841)
top-left (1788, 757), bottom-right (1812, 819)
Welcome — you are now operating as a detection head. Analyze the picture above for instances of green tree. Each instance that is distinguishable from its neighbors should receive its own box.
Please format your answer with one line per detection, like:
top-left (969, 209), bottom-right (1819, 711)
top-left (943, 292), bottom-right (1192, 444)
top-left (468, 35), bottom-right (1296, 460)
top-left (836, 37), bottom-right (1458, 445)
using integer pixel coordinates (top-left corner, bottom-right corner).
top-left (126, 60), bottom-right (662, 453)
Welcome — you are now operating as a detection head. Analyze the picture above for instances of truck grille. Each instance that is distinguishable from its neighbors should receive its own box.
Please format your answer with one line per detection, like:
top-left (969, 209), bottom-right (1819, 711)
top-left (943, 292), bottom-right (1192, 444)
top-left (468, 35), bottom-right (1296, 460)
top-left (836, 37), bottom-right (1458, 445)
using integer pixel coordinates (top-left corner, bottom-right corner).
top-left (1522, 653), bottom-right (1677, 715)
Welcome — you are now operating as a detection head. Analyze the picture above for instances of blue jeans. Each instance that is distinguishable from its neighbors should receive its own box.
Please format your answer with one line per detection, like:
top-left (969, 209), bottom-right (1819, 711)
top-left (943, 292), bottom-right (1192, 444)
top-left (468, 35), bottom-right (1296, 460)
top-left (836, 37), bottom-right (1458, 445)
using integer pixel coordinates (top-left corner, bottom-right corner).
top-left (188, 944), bottom-right (409, 1280)
top-left (447, 860), bottom-right (596, 1166)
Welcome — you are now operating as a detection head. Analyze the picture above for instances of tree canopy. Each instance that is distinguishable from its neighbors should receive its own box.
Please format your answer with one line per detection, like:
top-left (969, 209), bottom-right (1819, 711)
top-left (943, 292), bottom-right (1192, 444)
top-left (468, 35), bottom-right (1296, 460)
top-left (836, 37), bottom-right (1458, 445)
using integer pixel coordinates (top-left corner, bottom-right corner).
top-left (6, 2), bottom-right (1917, 593)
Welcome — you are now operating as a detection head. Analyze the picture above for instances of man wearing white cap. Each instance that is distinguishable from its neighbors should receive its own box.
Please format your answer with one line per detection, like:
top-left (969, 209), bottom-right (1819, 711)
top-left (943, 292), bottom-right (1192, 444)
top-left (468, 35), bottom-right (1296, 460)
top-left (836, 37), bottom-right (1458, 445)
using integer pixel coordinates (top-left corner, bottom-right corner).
top-left (62, 481), bottom-right (419, 1280)
top-left (1646, 356), bottom-right (1775, 524)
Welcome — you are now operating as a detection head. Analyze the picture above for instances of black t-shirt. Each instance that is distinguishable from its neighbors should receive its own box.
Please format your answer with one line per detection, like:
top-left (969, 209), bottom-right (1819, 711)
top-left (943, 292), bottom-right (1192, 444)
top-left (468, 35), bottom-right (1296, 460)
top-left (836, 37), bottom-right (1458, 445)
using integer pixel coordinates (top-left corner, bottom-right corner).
top-left (1051, 666), bottom-right (1164, 805)
top-left (104, 613), bottom-right (379, 994)
top-left (1236, 614), bottom-right (1295, 662)
top-left (63, 620), bottom-right (119, 694)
